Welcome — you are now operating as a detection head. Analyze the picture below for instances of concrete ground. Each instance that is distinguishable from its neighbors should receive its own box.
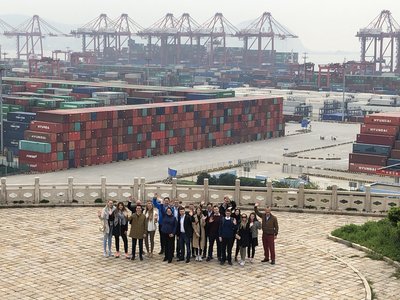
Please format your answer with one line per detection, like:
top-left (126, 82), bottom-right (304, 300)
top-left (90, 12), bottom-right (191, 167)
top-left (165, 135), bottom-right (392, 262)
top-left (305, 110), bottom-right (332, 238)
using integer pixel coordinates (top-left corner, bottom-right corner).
top-left (0, 207), bottom-right (398, 299)
top-left (4, 121), bottom-right (365, 186)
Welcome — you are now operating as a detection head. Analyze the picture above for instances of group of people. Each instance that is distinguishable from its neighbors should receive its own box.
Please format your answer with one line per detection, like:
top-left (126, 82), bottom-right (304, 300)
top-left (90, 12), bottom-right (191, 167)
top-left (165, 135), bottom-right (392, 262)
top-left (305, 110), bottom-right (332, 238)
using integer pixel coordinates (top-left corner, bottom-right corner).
top-left (97, 194), bottom-right (279, 266)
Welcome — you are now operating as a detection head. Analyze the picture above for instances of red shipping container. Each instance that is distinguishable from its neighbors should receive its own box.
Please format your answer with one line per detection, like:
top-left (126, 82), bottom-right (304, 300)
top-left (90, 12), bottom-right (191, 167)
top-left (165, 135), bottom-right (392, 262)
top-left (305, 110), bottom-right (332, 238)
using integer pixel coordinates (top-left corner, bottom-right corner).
top-left (356, 134), bottom-right (395, 146)
top-left (24, 130), bottom-right (59, 143)
top-left (391, 149), bottom-right (400, 159)
top-left (349, 153), bottom-right (387, 166)
top-left (364, 113), bottom-right (400, 126)
top-left (360, 124), bottom-right (399, 136)
top-left (30, 121), bottom-right (65, 133)
top-left (348, 163), bottom-right (382, 174)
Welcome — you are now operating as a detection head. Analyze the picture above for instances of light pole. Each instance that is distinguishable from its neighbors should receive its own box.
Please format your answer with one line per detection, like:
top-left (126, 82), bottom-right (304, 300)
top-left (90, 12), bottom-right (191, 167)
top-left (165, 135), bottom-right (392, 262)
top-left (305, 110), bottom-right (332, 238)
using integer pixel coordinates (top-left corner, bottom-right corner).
top-left (0, 66), bottom-right (10, 156)
top-left (342, 58), bottom-right (346, 122)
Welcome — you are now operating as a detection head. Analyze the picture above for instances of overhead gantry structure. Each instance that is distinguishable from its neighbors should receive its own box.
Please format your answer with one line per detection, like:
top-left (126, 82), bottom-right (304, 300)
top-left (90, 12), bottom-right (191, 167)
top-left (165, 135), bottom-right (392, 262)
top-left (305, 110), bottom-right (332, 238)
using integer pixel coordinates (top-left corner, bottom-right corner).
top-left (357, 10), bottom-right (400, 73)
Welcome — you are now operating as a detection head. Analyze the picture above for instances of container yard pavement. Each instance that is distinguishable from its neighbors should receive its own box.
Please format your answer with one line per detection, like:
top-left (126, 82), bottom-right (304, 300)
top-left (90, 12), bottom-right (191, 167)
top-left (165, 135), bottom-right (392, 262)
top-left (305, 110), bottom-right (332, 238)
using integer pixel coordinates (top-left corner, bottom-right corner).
top-left (1, 207), bottom-right (399, 299)
top-left (5, 121), bottom-right (361, 185)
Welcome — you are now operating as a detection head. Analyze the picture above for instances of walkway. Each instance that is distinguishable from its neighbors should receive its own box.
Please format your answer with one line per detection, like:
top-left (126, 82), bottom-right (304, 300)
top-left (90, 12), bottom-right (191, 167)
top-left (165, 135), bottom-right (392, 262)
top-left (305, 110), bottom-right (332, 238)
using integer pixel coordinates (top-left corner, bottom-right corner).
top-left (0, 208), bottom-right (398, 299)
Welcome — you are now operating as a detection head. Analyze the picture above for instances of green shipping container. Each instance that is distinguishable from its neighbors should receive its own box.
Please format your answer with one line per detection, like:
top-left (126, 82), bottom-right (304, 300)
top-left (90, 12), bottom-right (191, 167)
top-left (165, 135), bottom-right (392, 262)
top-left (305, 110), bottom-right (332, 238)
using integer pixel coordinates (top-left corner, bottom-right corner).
top-left (19, 140), bottom-right (51, 153)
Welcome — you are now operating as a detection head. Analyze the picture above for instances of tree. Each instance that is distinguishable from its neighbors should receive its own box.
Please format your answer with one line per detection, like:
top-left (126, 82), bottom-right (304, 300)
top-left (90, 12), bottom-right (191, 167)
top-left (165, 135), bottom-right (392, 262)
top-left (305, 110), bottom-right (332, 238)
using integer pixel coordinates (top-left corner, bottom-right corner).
top-left (218, 173), bottom-right (237, 186)
top-left (196, 172), bottom-right (211, 185)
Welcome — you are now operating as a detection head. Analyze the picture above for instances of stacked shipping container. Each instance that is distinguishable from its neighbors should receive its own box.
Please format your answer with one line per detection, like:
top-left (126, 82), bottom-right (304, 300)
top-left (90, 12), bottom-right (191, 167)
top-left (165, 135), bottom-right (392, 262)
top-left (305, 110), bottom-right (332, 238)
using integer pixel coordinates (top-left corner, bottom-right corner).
top-left (349, 113), bottom-right (400, 174)
top-left (18, 96), bottom-right (284, 172)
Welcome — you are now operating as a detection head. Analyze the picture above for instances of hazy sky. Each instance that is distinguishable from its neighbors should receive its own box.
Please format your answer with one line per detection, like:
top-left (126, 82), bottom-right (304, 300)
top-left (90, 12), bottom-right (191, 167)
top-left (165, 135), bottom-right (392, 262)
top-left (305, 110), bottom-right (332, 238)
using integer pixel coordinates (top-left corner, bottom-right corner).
top-left (1, 0), bottom-right (399, 53)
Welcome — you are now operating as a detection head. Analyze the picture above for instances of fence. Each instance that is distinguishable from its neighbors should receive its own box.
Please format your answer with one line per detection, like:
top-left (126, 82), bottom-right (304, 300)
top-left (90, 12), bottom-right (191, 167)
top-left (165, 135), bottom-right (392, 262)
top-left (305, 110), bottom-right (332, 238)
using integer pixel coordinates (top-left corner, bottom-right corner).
top-left (0, 176), bottom-right (398, 214)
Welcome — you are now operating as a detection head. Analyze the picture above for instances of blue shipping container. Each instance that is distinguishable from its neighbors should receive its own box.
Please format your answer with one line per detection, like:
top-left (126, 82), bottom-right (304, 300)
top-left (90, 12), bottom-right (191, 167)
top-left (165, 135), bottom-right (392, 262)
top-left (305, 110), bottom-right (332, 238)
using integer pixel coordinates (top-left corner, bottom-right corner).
top-left (3, 121), bottom-right (30, 132)
top-left (7, 112), bottom-right (36, 123)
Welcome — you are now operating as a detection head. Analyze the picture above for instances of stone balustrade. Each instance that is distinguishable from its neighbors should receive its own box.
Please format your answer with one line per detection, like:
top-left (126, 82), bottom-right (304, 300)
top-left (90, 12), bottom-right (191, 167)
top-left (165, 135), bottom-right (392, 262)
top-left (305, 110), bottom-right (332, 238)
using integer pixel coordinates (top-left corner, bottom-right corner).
top-left (0, 177), bottom-right (398, 213)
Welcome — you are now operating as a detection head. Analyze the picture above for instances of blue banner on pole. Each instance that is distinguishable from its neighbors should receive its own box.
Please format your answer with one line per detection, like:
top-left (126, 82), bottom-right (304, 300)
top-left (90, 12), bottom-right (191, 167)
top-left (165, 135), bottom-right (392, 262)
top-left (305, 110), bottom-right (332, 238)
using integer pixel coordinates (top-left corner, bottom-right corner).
top-left (168, 168), bottom-right (177, 177)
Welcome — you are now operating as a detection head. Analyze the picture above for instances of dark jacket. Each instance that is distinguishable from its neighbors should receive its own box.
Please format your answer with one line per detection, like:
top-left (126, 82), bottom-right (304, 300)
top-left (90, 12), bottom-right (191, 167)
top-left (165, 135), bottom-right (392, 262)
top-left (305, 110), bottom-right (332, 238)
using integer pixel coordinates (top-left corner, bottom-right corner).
top-left (177, 213), bottom-right (195, 238)
top-left (206, 213), bottom-right (221, 237)
top-left (254, 206), bottom-right (279, 236)
top-left (236, 223), bottom-right (251, 247)
top-left (219, 200), bottom-right (237, 216)
top-left (161, 213), bottom-right (177, 235)
top-left (219, 217), bottom-right (238, 239)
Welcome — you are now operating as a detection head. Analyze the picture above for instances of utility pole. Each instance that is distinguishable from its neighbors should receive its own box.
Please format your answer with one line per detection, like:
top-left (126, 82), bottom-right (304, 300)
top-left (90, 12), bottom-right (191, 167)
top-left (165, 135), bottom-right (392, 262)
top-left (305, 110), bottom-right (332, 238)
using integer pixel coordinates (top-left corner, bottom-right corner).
top-left (302, 52), bottom-right (308, 82)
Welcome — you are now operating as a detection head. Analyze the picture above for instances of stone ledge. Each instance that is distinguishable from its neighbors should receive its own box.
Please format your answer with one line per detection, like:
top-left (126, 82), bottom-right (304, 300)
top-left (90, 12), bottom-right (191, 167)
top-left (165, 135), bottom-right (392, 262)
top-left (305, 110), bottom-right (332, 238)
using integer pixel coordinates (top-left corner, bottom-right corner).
top-left (328, 234), bottom-right (400, 269)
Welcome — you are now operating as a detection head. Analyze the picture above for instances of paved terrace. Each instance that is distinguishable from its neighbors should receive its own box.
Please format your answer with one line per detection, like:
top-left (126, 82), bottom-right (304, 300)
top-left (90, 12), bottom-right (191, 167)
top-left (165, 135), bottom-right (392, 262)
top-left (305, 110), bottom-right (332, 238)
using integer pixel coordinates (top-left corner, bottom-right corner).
top-left (1, 208), bottom-right (398, 299)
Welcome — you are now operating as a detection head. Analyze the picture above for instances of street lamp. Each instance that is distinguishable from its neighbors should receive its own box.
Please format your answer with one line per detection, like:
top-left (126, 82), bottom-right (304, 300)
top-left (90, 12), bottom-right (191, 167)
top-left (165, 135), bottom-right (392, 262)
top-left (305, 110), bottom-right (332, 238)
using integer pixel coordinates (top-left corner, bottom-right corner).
top-left (342, 58), bottom-right (346, 122)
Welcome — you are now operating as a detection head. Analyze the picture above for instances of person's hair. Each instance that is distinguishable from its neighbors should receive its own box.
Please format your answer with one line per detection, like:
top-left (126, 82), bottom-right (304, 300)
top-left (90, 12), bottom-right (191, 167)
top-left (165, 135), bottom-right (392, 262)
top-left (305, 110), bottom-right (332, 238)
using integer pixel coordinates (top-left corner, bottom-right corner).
top-left (164, 197), bottom-right (170, 201)
top-left (240, 214), bottom-right (248, 229)
top-left (226, 208), bottom-right (231, 213)
top-left (234, 208), bottom-right (241, 214)
top-left (249, 212), bottom-right (258, 222)
top-left (136, 205), bottom-right (142, 210)
top-left (166, 207), bottom-right (172, 213)
top-left (117, 202), bottom-right (126, 211)
top-left (145, 201), bottom-right (154, 218)
top-left (179, 206), bottom-right (185, 211)
top-left (207, 202), bottom-right (212, 206)
top-left (213, 205), bottom-right (219, 209)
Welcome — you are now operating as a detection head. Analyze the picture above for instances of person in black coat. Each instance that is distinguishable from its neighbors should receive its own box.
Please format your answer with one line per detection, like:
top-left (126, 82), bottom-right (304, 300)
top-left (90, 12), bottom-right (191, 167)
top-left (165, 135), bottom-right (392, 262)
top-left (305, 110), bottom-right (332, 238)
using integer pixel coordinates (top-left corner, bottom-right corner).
top-left (236, 213), bottom-right (251, 266)
top-left (160, 207), bottom-right (177, 263)
top-left (176, 206), bottom-right (195, 263)
top-left (219, 196), bottom-right (237, 217)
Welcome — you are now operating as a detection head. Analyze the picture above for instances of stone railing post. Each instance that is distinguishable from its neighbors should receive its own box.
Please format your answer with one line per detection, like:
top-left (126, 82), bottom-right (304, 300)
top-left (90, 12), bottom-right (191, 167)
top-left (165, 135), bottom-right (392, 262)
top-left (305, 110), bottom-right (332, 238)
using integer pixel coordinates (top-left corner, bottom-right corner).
top-left (140, 177), bottom-right (146, 201)
top-left (172, 178), bottom-right (177, 199)
top-left (298, 183), bottom-right (305, 209)
top-left (1, 177), bottom-right (6, 204)
top-left (203, 178), bottom-right (209, 203)
top-left (330, 185), bottom-right (338, 211)
top-left (133, 177), bottom-right (139, 200)
top-left (101, 176), bottom-right (106, 201)
top-left (67, 177), bottom-right (73, 203)
top-left (34, 177), bottom-right (40, 204)
top-left (364, 185), bottom-right (371, 212)
top-left (266, 180), bottom-right (273, 207)
top-left (234, 179), bottom-right (240, 205)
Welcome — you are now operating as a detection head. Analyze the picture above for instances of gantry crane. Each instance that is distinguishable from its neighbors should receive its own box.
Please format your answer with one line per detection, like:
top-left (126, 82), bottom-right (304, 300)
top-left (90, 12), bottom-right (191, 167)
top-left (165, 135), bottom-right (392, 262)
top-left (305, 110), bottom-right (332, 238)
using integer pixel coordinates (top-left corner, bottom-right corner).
top-left (357, 10), bottom-right (400, 73)
top-left (4, 15), bottom-right (70, 60)
top-left (236, 12), bottom-right (298, 67)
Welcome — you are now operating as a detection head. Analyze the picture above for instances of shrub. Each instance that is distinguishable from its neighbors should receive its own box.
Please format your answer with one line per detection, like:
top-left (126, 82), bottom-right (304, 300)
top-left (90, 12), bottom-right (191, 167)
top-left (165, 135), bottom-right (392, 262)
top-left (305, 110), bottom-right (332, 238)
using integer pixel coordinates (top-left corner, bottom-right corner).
top-left (94, 198), bottom-right (103, 203)
top-left (388, 207), bottom-right (400, 227)
top-left (238, 177), bottom-right (265, 187)
top-left (40, 199), bottom-right (50, 203)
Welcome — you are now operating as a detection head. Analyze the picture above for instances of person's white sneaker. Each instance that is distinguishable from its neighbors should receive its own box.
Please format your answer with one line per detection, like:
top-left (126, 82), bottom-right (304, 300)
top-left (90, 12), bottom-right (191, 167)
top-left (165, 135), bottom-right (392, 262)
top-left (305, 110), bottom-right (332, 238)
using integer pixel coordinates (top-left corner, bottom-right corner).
top-left (198, 256), bottom-right (203, 262)
top-left (240, 261), bottom-right (245, 266)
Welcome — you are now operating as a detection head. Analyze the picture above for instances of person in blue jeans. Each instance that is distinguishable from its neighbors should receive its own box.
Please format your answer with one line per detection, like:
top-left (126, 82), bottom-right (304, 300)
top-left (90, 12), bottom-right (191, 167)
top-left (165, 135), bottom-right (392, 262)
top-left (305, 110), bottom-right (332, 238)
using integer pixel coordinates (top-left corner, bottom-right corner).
top-left (219, 209), bottom-right (238, 265)
top-left (176, 206), bottom-right (195, 263)
top-left (152, 193), bottom-right (174, 255)
top-left (98, 200), bottom-right (116, 257)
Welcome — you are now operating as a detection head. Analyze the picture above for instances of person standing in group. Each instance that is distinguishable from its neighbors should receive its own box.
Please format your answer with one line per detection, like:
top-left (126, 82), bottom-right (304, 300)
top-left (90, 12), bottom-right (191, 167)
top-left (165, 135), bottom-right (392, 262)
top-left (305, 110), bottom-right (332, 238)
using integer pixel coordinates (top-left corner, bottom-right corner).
top-left (218, 209), bottom-right (238, 265)
top-left (113, 202), bottom-right (129, 259)
top-left (127, 197), bottom-right (141, 213)
top-left (128, 205), bottom-right (147, 261)
top-left (153, 193), bottom-right (174, 255)
top-left (247, 212), bottom-right (261, 263)
top-left (192, 206), bottom-right (206, 261)
top-left (236, 214), bottom-right (250, 266)
top-left (206, 205), bottom-right (222, 262)
top-left (176, 207), bottom-right (194, 263)
top-left (219, 196), bottom-right (237, 217)
top-left (232, 208), bottom-right (241, 262)
top-left (202, 202), bottom-right (213, 259)
top-left (97, 200), bottom-right (116, 257)
top-left (254, 203), bottom-right (279, 265)
top-left (144, 200), bottom-right (158, 258)
top-left (173, 199), bottom-right (181, 259)
top-left (161, 207), bottom-right (177, 263)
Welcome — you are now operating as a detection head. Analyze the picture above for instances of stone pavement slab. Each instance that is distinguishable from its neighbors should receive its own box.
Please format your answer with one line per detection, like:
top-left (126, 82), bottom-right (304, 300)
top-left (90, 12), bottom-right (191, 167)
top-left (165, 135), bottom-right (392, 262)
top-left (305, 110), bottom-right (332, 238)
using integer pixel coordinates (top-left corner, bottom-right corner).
top-left (0, 208), bottom-right (398, 299)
